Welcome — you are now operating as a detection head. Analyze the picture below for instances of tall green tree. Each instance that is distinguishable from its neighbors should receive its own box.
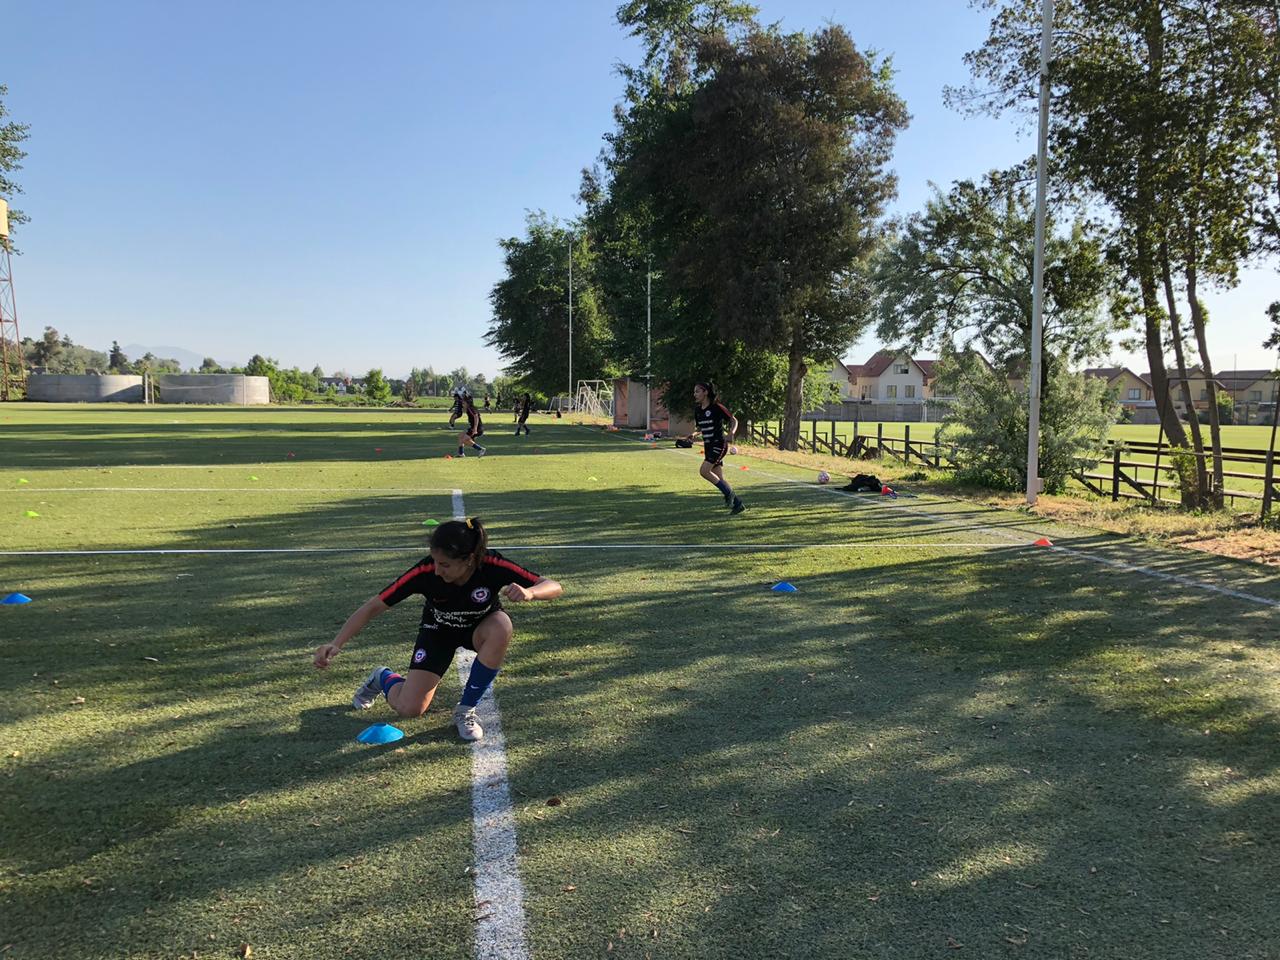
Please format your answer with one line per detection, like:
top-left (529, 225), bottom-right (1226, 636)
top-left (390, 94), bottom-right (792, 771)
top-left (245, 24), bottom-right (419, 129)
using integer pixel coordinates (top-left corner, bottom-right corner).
top-left (955, 0), bottom-right (1274, 507)
top-left (613, 23), bottom-right (908, 448)
top-left (109, 341), bottom-right (129, 371)
top-left (364, 368), bottom-right (392, 403)
top-left (874, 165), bottom-right (1119, 378)
top-left (938, 348), bottom-right (1117, 494)
top-left (1157, 3), bottom-right (1275, 506)
top-left (956, 1), bottom-right (1187, 458)
top-left (0, 84), bottom-right (30, 247)
top-left (486, 212), bottom-right (615, 398)
top-left (31, 326), bottom-right (61, 368)
top-left (406, 366), bottom-right (435, 398)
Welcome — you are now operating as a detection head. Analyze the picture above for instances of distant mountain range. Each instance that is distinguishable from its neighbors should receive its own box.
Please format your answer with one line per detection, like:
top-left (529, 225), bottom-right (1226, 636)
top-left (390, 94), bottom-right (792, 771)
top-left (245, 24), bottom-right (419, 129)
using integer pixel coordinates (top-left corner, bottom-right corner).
top-left (121, 344), bottom-right (235, 370)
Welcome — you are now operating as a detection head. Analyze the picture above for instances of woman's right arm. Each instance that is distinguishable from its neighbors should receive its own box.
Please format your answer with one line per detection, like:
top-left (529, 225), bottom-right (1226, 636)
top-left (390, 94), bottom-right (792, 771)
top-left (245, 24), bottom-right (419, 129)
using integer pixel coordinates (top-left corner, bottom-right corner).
top-left (313, 597), bottom-right (389, 668)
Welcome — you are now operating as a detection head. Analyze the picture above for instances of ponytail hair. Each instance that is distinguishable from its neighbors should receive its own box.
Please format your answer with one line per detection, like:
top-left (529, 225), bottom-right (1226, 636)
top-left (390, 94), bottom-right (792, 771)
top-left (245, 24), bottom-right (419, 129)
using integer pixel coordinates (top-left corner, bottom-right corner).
top-left (695, 380), bottom-right (717, 405)
top-left (430, 517), bottom-right (487, 566)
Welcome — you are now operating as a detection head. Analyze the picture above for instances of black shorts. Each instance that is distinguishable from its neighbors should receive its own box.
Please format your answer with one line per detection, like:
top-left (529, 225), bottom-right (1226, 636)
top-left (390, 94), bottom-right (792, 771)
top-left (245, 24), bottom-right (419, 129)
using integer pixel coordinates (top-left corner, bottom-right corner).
top-left (466, 425), bottom-right (485, 439)
top-left (703, 442), bottom-right (726, 466)
top-left (409, 624), bottom-right (478, 676)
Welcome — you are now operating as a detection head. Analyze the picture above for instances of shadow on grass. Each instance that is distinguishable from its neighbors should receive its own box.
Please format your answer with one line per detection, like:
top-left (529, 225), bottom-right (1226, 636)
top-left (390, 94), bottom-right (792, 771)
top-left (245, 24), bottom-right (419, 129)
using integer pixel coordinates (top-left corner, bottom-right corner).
top-left (1, 415), bottom-right (612, 469)
top-left (2, 511), bottom-right (1277, 958)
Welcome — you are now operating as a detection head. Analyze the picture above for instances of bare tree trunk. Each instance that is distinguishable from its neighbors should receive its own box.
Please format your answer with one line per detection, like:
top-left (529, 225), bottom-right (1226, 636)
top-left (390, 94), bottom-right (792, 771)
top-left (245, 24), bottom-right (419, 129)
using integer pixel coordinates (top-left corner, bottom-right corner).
top-left (1185, 261), bottom-right (1225, 508)
top-left (1136, 4), bottom-right (1195, 505)
top-left (1138, 234), bottom-right (1193, 481)
top-left (779, 326), bottom-right (807, 451)
top-left (1160, 239), bottom-right (1209, 506)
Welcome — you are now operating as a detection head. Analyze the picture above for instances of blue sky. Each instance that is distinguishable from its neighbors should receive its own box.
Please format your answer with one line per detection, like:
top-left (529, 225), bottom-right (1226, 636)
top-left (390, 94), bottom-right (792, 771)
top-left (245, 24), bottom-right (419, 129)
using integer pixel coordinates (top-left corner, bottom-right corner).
top-left (5, 0), bottom-right (1277, 377)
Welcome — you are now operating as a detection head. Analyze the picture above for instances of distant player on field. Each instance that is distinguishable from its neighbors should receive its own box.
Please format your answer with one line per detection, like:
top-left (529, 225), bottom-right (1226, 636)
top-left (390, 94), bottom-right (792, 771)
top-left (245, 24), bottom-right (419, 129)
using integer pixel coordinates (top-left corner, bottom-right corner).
top-left (314, 518), bottom-right (562, 741)
top-left (515, 393), bottom-right (532, 436)
top-left (457, 394), bottom-right (487, 457)
top-left (694, 380), bottom-right (745, 515)
top-left (448, 388), bottom-right (465, 429)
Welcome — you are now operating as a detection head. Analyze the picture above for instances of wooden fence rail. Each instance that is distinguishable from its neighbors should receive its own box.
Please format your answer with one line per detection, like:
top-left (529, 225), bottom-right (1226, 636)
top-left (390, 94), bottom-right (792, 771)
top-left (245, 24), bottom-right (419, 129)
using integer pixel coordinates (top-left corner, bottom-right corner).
top-left (744, 421), bottom-right (1278, 519)
top-left (1071, 439), bottom-right (1279, 516)
top-left (745, 419), bottom-right (959, 469)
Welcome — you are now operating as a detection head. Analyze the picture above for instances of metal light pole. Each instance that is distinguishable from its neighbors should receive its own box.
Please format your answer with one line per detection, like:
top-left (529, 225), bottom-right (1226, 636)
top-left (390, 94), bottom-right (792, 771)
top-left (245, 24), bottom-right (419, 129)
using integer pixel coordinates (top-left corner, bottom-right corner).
top-left (646, 258), bottom-right (652, 432)
top-left (1026, 0), bottom-right (1053, 506)
top-left (567, 232), bottom-right (573, 411)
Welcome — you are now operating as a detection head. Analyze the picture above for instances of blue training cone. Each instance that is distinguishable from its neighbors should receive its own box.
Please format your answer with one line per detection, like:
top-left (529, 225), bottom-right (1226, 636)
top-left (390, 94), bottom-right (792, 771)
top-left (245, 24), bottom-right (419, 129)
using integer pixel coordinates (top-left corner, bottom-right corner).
top-left (356, 723), bottom-right (404, 745)
top-left (2, 593), bottom-right (32, 605)
top-left (771, 582), bottom-right (798, 593)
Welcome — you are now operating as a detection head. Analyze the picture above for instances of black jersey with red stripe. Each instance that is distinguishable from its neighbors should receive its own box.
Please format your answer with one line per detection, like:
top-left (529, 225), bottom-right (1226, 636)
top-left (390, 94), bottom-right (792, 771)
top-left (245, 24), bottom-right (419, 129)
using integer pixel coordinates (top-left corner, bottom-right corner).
top-left (379, 550), bottom-right (540, 630)
top-left (695, 401), bottom-right (733, 445)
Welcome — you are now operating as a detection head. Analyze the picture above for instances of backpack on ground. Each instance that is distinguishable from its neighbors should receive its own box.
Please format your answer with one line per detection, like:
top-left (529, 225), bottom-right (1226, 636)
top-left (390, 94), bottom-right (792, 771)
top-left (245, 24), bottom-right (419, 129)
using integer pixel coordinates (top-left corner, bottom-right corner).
top-left (842, 473), bottom-right (882, 492)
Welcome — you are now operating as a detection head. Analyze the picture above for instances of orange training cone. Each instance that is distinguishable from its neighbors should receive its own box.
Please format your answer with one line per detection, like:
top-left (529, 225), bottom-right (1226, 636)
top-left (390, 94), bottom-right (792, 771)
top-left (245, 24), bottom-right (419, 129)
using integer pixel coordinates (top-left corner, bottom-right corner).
top-left (1033, 537), bottom-right (1053, 547)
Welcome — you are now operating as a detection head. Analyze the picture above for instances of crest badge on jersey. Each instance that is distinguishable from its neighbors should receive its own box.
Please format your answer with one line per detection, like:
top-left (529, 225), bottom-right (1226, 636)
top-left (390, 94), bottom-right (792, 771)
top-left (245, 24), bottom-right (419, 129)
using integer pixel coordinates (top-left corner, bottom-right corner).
top-left (413, 649), bottom-right (426, 663)
top-left (471, 587), bottom-right (491, 604)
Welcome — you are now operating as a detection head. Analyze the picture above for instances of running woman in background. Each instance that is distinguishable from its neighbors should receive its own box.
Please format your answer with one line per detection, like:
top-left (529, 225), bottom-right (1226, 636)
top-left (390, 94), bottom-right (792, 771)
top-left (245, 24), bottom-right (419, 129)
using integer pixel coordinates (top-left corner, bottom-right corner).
top-left (448, 388), bottom-right (465, 429)
top-left (515, 393), bottom-right (532, 435)
top-left (313, 518), bottom-right (562, 741)
top-left (694, 381), bottom-right (745, 515)
top-left (457, 394), bottom-right (487, 457)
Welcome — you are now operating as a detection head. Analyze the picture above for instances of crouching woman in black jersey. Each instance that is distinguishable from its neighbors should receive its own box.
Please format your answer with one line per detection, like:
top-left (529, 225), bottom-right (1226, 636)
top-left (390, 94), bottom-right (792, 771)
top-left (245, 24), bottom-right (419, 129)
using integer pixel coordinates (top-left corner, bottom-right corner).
top-left (313, 518), bottom-right (562, 741)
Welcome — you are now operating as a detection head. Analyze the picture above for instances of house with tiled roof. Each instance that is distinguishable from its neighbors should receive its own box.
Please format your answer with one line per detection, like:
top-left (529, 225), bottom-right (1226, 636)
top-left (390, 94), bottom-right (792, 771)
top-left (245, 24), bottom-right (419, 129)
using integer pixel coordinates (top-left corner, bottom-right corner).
top-left (840, 351), bottom-right (940, 401)
top-left (1083, 367), bottom-right (1152, 404)
top-left (1218, 369), bottom-right (1278, 406)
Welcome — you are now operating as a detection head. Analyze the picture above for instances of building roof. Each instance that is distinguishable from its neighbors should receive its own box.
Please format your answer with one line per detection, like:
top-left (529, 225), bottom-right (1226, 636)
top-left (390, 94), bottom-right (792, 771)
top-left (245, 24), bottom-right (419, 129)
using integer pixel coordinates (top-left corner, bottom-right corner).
top-left (847, 350), bottom-right (938, 380)
top-left (859, 350), bottom-right (897, 378)
top-left (1217, 369), bottom-right (1276, 389)
top-left (1084, 366), bottom-right (1151, 387)
top-left (1083, 366), bottom-right (1124, 380)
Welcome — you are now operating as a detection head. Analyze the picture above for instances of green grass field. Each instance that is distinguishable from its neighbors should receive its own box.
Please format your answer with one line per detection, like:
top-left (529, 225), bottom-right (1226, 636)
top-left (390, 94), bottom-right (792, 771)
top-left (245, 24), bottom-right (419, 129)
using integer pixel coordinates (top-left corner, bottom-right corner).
top-left (2, 406), bottom-right (1279, 959)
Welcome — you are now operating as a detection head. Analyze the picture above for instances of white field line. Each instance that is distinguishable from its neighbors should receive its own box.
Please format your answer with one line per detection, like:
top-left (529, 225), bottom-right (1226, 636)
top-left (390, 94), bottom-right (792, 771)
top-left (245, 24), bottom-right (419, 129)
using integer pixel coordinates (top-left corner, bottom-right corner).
top-left (0, 487), bottom-right (460, 493)
top-left (50, 463), bottom-right (301, 469)
top-left (453, 650), bottom-right (531, 960)
top-left (0, 542), bottom-right (1022, 557)
top-left (613, 433), bottom-right (1280, 610)
top-left (453, 487), bottom-right (531, 960)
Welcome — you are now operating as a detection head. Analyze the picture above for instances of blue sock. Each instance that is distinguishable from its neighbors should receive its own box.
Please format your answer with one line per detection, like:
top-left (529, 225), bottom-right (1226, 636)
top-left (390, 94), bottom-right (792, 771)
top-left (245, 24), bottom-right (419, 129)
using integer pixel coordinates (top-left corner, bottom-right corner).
top-left (459, 659), bottom-right (499, 708)
top-left (713, 479), bottom-right (734, 498)
top-left (379, 668), bottom-right (405, 696)
top-left (458, 445), bottom-right (465, 455)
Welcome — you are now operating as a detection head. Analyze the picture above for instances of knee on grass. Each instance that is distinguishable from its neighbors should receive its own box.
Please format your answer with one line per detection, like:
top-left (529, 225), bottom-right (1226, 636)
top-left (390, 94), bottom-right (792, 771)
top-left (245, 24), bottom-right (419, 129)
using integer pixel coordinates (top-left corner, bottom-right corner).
top-left (391, 697), bottom-right (432, 718)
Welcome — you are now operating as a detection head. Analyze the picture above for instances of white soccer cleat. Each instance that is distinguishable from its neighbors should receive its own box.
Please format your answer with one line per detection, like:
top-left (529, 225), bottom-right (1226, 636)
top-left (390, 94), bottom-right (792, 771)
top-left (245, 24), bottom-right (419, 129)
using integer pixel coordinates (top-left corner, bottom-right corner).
top-left (452, 705), bottom-right (484, 741)
top-left (353, 665), bottom-right (389, 710)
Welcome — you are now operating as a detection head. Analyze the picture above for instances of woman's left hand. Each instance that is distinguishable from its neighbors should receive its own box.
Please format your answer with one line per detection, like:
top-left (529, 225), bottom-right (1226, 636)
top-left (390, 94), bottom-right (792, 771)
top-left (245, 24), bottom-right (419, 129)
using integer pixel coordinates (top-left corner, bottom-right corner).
top-left (503, 583), bottom-right (533, 602)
